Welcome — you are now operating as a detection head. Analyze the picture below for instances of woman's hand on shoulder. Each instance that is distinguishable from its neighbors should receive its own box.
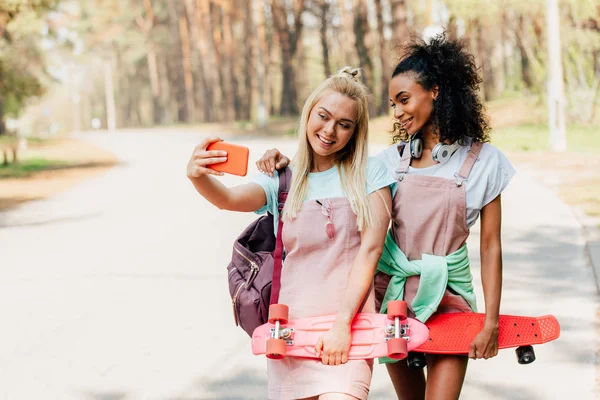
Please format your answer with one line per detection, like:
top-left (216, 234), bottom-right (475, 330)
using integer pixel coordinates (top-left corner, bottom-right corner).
top-left (187, 137), bottom-right (228, 179)
top-left (256, 148), bottom-right (290, 177)
top-left (315, 321), bottom-right (352, 366)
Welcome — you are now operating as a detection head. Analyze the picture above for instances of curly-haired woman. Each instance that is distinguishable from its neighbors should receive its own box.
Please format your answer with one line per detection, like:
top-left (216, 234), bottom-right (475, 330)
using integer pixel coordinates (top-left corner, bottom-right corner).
top-left (256, 33), bottom-right (516, 399)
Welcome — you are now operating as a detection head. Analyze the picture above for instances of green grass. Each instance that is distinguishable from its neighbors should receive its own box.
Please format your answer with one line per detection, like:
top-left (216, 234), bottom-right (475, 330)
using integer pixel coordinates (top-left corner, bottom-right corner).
top-left (0, 158), bottom-right (69, 178)
top-left (0, 136), bottom-right (18, 147)
top-left (491, 123), bottom-right (600, 153)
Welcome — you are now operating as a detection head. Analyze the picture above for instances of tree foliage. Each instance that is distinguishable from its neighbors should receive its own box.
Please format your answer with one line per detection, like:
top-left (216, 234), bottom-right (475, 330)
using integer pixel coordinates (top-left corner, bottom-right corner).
top-left (5, 0), bottom-right (600, 134)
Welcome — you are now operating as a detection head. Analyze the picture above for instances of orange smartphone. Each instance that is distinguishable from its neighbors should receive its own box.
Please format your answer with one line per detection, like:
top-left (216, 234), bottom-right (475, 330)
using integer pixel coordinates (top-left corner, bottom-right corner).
top-left (206, 141), bottom-right (249, 176)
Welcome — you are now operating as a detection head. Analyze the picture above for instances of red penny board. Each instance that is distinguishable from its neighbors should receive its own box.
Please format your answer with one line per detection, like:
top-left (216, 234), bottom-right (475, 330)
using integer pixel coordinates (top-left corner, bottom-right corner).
top-left (415, 313), bottom-right (560, 354)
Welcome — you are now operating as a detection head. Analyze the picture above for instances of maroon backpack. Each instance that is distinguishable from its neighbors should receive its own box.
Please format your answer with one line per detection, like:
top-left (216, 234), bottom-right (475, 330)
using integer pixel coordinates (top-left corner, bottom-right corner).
top-left (227, 167), bottom-right (291, 336)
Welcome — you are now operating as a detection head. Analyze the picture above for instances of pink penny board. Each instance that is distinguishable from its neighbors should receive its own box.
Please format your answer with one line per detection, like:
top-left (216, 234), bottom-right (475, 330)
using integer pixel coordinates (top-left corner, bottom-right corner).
top-left (252, 312), bottom-right (429, 360)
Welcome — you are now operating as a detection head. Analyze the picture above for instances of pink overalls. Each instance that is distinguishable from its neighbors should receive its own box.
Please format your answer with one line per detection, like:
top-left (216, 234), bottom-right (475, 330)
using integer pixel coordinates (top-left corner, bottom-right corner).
top-left (268, 198), bottom-right (375, 400)
top-left (375, 141), bottom-right (484, 317)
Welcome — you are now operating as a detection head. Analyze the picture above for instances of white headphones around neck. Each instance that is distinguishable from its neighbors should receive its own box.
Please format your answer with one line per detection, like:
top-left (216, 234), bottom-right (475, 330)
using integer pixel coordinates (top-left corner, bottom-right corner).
top-left (408, 132), bottom-right (460, 164)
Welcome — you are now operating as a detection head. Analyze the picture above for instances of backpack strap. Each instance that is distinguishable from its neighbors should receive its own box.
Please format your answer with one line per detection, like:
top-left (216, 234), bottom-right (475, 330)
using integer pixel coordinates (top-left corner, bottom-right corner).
top-left (270, 167), bottom-right (291, 305)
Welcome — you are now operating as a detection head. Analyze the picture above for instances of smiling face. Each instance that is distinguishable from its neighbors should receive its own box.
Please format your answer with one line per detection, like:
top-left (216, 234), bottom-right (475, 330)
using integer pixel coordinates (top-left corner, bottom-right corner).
top-left (389, 73), bottom-right (438, 136)
top-left (306, 90), bottom-right (358, 171)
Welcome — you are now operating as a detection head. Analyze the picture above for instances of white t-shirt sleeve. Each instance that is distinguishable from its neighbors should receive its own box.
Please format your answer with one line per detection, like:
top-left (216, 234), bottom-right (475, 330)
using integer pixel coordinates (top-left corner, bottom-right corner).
top-left (464, 144), bottom-right (516, 225)
top-left (481, 147), bottom-right (516, 207)
top-left (375, 144), bottom-right (403, 198)
top-left (367, 156), bottom-right (397, 195)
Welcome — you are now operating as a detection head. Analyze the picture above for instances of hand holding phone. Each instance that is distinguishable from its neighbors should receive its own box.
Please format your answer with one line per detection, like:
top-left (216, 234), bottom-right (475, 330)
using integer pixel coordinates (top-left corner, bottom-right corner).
top-left (206, 141), bottom-right (249, 176)
top-left (187, 137), bottom-right (249, 178)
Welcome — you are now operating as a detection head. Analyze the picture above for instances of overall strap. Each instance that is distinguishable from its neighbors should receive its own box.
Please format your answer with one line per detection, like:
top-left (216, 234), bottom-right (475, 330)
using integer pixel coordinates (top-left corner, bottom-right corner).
top-left (270, 167), bottom-right (291, 305)
top-left (395, 143), bottom-right (411, 179)
top-left (455, 141), bottom-right (483, 186)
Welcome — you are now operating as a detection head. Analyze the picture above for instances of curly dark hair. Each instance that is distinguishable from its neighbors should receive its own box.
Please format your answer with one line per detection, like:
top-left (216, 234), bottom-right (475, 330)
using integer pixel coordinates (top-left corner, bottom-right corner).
top-left (390, 32), bottom-right (491, 144)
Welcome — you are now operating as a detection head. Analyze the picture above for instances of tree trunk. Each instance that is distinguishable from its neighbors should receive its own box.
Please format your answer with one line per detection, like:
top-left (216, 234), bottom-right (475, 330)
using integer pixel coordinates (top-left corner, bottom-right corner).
top-left (211, 2), bottom-right (228, 121)
top-left (255, 0), bottom-right (269, 127)
top-left (515, 15), bottom-right (534, 90)
top-left (178, 13), bottom-right (195, 123)
top-left (500, 10), bottom-right (510, 92)
top-left (270, 0), bottom-right (305, 116)
top-left (374, 0), bottom-right (390, 115)
top-left (158, 54), bottom-right (172, 124)
top-left (390, 0), bottom-right (409, 46)
top-left (146, 44), bottom-right (162, 124)
top-left (222, 3), bottom-right (240, 120)
top-left (242, 0), bottom-right (254, 121)
top-left (115, 48), bottom-right (127, 128)
top-left (0, 94), bottom-right (6, 136)
top-left (189, 0), bottom-right (214, 121)
top-left (447, 15), bottom-right (458, 40)
top-left (137, 0), bottom-right (162, 125)
top-left (473, 20), bottom-right (493, 101)
top-left (481, 21), bottom-right (495, 100)
top-left (353, 0), bottom-right (376, 115)
top-left (104, 59), bottom-right (117, 131)
top-left (336, 0), bottom-right (355, 67)
top-left (167, 0), bottom-right (192, 123)
top-left (319, 0), bottom-right (331, 77)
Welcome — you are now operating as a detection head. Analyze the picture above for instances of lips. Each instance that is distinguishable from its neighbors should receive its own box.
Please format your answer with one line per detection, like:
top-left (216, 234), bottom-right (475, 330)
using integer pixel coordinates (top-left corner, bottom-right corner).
top-left (398, 117), bottom-right (413, 128)
top-left (317, 134), bottom-right (335, 145)
top-left (397, 117), bottom-right (414, 131)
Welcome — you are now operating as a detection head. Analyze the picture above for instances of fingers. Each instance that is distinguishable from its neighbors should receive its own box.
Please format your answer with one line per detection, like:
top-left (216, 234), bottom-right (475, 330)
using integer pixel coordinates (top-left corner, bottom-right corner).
top-left (194, 156), bottom-right (228, 166)
top-left (469, 343), bottom-right (498, 360)
top-left (268, 158), bottom-right (275, 175)
top-left (468, 343), bottom-right (477, 360)
top-left (193, 145), bottom-right (228, 162)
top-left (315, 337), bottom-right (323, 358)
top-left (255, 159), bottom-right (269, 175)
top-left (320, 350), bottom-right (346, 366)
top-left (188, 165), bottom-right (224, 178)
top-left (197, 136), bottom-right (223, 150)
top-left (275, 156), bottom-right (290, 170)
top-left (256, 149), bottom-right (284, 177)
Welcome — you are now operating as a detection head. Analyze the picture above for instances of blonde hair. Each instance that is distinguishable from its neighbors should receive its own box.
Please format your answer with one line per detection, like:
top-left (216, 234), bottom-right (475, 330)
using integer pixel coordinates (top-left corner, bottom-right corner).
top-left (282, 66), bottom-right (374, 230)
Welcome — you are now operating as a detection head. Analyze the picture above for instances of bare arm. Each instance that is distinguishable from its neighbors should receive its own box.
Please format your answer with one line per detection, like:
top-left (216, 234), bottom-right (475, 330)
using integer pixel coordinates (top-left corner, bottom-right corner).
top-left (316, 187), bottom-right (392, 365)
top-left (187, 137), bottom-right (267, 212)
top-left (480, 194), bottom-right (503, 328)
top-left (469, 194), bottom-right (503, 360)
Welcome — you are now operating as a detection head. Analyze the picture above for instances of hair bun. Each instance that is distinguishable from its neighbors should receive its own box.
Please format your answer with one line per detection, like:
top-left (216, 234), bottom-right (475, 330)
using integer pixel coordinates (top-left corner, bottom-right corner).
top-left (337, 66), bottom-right (360, 82)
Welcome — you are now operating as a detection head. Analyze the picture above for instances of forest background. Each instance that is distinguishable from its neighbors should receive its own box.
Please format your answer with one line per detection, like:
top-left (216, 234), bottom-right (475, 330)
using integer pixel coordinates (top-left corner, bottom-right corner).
top-left (0, 0), bottom-right (599, 222)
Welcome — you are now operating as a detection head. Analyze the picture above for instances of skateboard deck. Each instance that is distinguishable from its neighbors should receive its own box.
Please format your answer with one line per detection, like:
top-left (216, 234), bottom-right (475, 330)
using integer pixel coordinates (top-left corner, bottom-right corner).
top-left (252, 312), bottom-right (429, 360)
top-left (415, 313), bottom-right (560, 355)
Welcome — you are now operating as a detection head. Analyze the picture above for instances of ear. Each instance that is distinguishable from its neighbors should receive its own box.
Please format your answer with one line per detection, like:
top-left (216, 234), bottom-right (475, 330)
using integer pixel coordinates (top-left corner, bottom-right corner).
top-left (431, 85), bottom-right (439, 101)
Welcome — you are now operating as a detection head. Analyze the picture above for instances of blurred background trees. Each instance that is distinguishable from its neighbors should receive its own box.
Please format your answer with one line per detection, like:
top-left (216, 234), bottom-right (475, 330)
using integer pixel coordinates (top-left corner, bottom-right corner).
top-left (1, 0), bottom-right (599, 134)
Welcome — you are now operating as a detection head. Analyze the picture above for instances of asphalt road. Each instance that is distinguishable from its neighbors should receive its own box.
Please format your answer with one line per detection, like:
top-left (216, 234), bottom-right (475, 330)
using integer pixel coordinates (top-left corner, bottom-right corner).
top-left (0, 130), bottom-right (596, 399)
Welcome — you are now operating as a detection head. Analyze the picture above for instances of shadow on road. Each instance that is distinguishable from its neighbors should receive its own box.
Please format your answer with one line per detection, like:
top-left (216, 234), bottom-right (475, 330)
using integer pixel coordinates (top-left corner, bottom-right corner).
top-left (171, 368), bottom-right (268, 400)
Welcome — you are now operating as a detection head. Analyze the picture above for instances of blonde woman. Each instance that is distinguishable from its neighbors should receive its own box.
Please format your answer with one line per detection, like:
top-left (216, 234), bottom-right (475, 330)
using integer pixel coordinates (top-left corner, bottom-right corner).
top-left (187, 68), bottom-right (395, 400)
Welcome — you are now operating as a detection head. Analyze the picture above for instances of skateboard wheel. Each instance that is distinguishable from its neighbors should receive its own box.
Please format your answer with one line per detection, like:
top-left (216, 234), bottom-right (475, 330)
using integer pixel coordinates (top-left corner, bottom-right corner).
top-left (266, 338), bottom-right (287, 359)
top-left (387, 338), bottom-right (408, 360)
top-left (516, 345), bottom-right (536, 365)
top-left (387, 300), bottom-right (407, 320)
top-left (268, 304), bottom-right (289, 324)
top-left (406, 351), bottom-right (426, 369)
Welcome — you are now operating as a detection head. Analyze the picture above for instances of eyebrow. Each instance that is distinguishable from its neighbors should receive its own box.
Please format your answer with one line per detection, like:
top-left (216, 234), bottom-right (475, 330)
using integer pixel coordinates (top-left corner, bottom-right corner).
top-left (392, 91), bottom-right (408, 101)
top-left (319, 107), bottom-right (355, 124)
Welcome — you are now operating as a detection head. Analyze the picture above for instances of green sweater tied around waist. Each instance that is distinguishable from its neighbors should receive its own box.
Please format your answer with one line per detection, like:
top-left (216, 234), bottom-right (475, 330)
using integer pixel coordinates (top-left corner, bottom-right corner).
top-left (376, 231), bottom-right (477, 364)
top-left (377, 231), bottom-right (477, 323)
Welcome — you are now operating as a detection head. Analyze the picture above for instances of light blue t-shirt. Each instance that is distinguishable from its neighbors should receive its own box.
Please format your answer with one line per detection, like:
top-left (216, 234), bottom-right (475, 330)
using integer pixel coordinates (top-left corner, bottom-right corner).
top-left (252, 157), bottom-right (397, 234)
